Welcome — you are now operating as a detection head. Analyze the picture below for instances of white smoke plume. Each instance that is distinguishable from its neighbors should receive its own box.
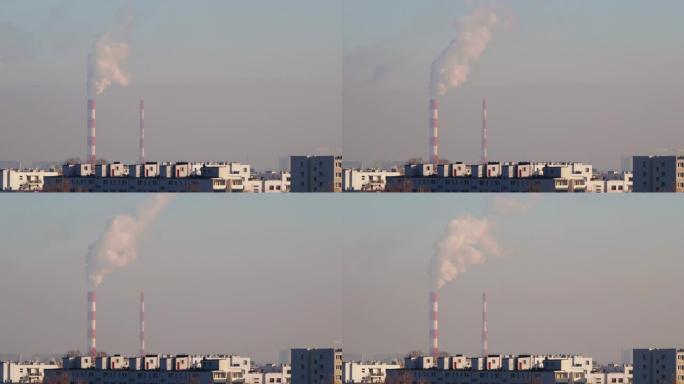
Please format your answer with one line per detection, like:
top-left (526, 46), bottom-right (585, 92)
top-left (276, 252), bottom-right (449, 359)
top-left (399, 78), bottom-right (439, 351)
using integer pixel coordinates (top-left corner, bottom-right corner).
top-left (86, 195), bottom-right (171, 289)
top-left (429, 7), bottom-right (500, 97)
top-left (87, 4), bottom-right (133, 98)
top-left (428, 215), bottom-right (502, 290)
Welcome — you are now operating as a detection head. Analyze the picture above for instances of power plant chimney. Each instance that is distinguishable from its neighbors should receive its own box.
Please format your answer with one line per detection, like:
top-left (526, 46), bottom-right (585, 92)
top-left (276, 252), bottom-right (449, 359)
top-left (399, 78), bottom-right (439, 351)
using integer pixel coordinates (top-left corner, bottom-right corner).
top-left (139, 100), bottom-right (145, 165)
top-left (481, 99), bottom-right (488, 165)
top-left (139, 291), bottom-right (145, 356)
top-left (87, 99), bottom-right (97, 164)
top-left (482, 292), bottom-right (488, 357)
top-left (87, 291), bottom-right (97, 357)
top-left (429, 291), bottom-right (439, 357)
top-left (429, 99), bottom-right (440, 164)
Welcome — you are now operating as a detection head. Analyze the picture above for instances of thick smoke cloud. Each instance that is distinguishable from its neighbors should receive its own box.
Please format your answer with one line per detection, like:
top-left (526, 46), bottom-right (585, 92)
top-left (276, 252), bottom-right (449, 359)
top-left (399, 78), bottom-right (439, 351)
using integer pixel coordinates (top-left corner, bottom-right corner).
top-left (86, 195), bottom-right (171, 289)
top-left (429, 7), bottom-right (500, 97)
top-left (86, 5), bottom-right (133, 98)
top-left (428, 215), bottom-right (502, 290)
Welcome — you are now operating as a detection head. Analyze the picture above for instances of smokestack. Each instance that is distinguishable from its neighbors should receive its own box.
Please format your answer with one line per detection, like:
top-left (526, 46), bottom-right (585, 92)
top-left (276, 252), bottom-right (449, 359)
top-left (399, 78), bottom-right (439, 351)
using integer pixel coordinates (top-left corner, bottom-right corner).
top-left (429, 291), bottom-right (439, 357)
top-left (139, 100), bottom-right (145, 164)
top-left (87, 99), bottom-right (97, 164)
top-left (482, 292), bottom-right (488, 357)
top-left (87, 291), bottom-right (97, 357)
top-left (139, 291), bottom-right (145, 356)
top-left (482, 99), bottom-right (488, 165)
top-left (429, 99), bottom-right (439, 164)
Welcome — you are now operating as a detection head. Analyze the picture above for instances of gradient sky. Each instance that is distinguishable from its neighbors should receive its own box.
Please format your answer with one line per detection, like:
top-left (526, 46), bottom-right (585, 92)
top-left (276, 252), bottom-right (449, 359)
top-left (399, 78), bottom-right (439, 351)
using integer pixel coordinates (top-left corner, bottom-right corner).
top-left (0, 194), bottom-right (682, 364)
top-left (343, 0), bottom-right (684, 170)
top-left (0, 0), bottom-right (342, 169)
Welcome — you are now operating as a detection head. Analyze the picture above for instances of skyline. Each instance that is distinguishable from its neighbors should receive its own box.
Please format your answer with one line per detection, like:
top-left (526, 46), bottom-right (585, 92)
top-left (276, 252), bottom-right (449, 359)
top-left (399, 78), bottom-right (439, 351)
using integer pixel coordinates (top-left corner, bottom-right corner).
top-left (1, 1), bottom-right (683, 169)
top-left (0, 195), bottom-right (683, 363)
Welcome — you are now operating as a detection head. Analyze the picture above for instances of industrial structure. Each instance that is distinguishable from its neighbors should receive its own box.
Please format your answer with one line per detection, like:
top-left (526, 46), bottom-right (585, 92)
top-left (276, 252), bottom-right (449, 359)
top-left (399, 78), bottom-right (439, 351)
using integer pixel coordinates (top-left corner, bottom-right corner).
top-left (87, 291), bottom-right (96, 357)
top-left (139, 292), bottom-right (145, 357)
top-left (482, 99), bottom-right (488, 165)
top-left (428, 99), bottom-right (440, 164)
top-left (86, 99), bottom-right (96, 165)
top-left (139, 100), bottom-right (145, 165)
top-left (429, 292), bottom-right (439, 357)
top-left (482, 292), bottom-right (488, 357)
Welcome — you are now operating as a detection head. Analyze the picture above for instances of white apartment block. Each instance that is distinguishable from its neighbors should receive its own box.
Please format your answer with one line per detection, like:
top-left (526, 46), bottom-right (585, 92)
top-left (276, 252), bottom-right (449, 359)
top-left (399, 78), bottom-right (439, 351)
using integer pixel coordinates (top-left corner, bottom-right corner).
top-left (342, 169), bottom-right (401, 192)
top-left (390, 354), bottom-right (594, 384)
top-left (633, 348), bottom-right (684, 384)
top-left (244, 172), bottom-right (291, 193)
top-left (586, 364), bottom-right (633, 384)
top-left (633, 156), bottom-right (684, 192)
top-left (0, 361), bottom-right (59, 383)
top-left (342, 361), bottom-right (401, 383)
top-left (43, 162), bottom-right (252, 192)
top-left (0, 169), bottom-right (58, 191)
top-left (290, 156), bottom-right (343, 192)
top-left (291, 348), bottom-right (342, 384)
top-left (386, 162), bottom-right (603, 192)
top-left (244, 364), bottom-right (290, 384)
top-left (45, 355), bottom-right (248, 384)
top-left (586, 172), bottom-right (633, 193)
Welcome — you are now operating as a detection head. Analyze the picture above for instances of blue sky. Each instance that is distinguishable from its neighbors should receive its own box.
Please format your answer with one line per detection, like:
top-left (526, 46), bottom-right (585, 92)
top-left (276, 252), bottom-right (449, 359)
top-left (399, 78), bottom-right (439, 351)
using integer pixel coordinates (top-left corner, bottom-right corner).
top-left (0, 194), bottom-right (683, 363)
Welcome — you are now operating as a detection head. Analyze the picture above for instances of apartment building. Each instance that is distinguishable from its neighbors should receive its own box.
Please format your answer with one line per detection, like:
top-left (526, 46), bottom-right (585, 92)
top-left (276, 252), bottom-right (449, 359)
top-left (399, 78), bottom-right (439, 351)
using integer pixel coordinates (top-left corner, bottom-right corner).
top-left (290, 156), bottom-right (343, 192)
top-left (290, 349), bottom-right (342, 384)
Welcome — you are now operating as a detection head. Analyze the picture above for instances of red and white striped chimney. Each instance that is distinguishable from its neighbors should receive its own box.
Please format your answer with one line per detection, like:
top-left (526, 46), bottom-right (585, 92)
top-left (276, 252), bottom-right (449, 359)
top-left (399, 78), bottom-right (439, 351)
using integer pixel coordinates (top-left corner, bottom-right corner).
top-left (429, 99), bottom-right (439, 164)
top-left (139, 291), bottom-right (145, 356)
top-left (482, 292), bottom-right (488, 357)
top-left (429, 291), bottom-right (439, 357)
top-left (139, 100), bottom-right (145, 165)
top-left (481, 99), bottom-right (488, 165)
top-left (87, 291), bottom-right (97, 357)
top-left (87, 99), bottom-right (97, 164)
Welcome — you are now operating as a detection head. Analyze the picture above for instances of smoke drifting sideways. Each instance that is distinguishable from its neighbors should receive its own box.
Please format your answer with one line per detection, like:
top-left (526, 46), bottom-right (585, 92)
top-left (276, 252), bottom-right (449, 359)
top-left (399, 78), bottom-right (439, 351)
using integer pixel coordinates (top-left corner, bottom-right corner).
top-left (86, 195), bottom-right (172, 290)
top-left (428, 215), bottom-right (502, 291)
top-left (87, 5), bottom-right (134, 98)
top-left (429, 7), bottom-right (501, 98)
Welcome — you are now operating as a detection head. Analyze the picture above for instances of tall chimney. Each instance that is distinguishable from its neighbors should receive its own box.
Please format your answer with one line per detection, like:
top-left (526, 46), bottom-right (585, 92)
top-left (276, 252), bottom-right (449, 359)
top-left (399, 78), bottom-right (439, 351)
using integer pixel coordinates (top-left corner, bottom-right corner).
top-left (481, 99), bottom-right (488, 165)
top-left (429, 99), bottom-right (440, 164)
top-left (482, 292), bottom-right (488, 357)
top-left (87, 291), bottom-right (97, 357)
top-left (87, 99), bottom-right (97, 164)
top-left (139, 291), bottom-right (145, 356)
top-left (429, 291), bottom-right (439, 357)
top-left (139, 100), bottom-right (145, 165)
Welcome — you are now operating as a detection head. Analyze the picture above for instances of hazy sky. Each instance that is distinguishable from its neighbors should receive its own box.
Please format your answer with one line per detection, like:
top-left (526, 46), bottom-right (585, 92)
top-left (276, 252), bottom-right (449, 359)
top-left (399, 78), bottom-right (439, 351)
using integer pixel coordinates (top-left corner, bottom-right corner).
top-left (0, 194), bottom-right (683, 364)
top-left (0, 0), bottom-right (342, 169)
top-left (343, 0), bottom-right (684, 170)
top-left (2, 1), bottom-right (684, 171)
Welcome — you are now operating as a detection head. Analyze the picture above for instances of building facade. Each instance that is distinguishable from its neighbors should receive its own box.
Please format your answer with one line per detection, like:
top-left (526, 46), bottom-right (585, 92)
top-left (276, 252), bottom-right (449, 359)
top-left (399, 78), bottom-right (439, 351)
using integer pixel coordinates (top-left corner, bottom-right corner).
top-left (342, 169), bottom-right (401, 192)
top-left (44, 355), bottom-right (247, 384)
top-left (633, 156), bottom-right (684, 192)
top-left (290, 349), bottom-right (342, 384)
top-left (290, 156), bottom-right (343, 192)
top-left (386, 162), bottom-right (594, 192)
top-left (0, 361), bottom-right (58, 383)
top-left (43, 162), bottom-right (251, 192)
top-left (633, 348), bottom-right (684, 384)
top-left (342, 362), bottom-right (401, 383)
top-left (1, 169), bottom-right (58, 191)
top-left (387, 355), bottom-right (594, 384)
